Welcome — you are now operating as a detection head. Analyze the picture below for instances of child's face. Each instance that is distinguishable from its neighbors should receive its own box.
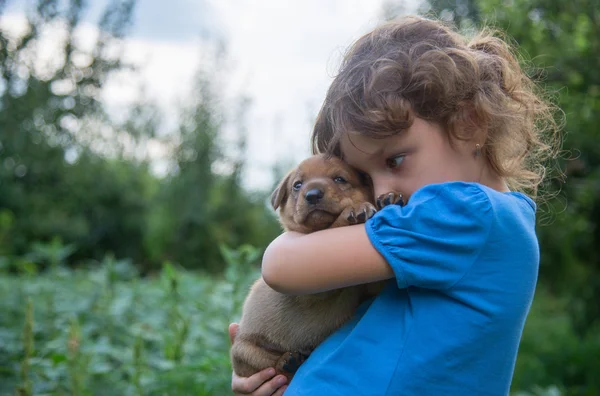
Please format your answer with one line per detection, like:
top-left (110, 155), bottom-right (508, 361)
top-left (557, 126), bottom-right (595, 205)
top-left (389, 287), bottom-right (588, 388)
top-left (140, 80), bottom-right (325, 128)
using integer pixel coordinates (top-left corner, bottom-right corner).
top-left (340, 117), bottom-right (482, 202)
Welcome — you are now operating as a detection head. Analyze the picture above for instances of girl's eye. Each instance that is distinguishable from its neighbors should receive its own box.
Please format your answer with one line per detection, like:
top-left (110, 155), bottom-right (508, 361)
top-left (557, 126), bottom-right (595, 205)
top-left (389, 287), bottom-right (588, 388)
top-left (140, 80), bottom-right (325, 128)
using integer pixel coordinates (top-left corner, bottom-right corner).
top-left (333, 176), bottom-right (347, 184)
top-left (293, 181), bottom-right (302, 191)
top-left (386, 155), bottom-right (405, 169)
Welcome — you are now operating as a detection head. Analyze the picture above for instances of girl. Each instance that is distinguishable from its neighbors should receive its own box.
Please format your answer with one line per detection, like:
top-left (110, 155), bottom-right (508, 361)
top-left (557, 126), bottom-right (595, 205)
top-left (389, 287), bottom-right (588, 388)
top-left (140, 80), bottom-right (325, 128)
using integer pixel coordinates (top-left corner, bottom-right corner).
top-left (231, 15), bottom-right (560, 395)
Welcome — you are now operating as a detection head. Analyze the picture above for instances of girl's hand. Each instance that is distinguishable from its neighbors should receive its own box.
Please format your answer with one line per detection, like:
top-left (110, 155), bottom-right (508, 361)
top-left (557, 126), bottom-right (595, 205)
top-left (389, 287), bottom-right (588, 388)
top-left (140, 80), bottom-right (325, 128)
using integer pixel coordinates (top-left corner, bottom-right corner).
top-left (229, 323), bottom-right (288, 395)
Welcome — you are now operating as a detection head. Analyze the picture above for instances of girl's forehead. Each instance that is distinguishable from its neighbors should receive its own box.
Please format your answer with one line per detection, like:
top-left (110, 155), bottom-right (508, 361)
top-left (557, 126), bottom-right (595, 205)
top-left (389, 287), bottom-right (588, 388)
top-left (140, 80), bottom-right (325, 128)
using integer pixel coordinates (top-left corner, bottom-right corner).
top-left (340, 133), bottom-right (389, 165)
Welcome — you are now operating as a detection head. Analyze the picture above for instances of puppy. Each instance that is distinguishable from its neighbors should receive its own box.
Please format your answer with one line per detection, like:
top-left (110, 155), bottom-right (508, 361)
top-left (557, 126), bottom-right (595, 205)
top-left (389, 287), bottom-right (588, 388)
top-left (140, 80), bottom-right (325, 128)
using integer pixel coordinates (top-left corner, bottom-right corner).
top-left (231, 154), bottom-right (401, 380)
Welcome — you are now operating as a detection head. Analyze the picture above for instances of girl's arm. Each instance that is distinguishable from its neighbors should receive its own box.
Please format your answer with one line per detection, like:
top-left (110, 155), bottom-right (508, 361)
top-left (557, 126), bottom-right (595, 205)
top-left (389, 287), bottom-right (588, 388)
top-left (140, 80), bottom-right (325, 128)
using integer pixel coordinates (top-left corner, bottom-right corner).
top-left (261, 224), bottom-right (394, 295)
top-left (263, 184), bottom-right (495, 295)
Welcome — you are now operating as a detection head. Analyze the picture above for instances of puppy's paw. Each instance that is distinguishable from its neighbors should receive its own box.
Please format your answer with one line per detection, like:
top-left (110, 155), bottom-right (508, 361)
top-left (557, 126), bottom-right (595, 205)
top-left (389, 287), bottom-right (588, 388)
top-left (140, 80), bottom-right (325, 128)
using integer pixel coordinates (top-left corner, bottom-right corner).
top-left (275, 351), bottom-right (309, 378)
top-left (344, 202), bottom-right (378, 224)
top-left (376, 191), bottom-right (404, 210)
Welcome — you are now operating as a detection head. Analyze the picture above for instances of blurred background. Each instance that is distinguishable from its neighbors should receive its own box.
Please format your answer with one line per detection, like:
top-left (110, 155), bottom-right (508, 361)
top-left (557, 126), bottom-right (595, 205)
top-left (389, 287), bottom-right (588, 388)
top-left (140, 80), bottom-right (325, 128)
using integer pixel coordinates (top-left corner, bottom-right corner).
top-left (0, 0), bottom-right (598, 395)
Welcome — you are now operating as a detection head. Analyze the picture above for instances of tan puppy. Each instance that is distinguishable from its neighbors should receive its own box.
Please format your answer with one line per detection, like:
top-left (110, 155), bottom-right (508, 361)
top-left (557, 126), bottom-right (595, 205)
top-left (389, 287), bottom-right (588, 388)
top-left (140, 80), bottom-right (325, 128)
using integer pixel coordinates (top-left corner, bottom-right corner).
top-left (231, 154), bottom-right (401, 380)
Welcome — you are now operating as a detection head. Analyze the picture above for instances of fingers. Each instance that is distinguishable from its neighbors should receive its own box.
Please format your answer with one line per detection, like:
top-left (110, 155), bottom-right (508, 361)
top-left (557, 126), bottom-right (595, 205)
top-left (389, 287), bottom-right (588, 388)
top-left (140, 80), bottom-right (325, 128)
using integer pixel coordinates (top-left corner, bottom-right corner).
top-left (229, 323), bottom-right (239, 344)
top-left (232, 368), bottom-right (274, 394)
top-left (251, 374), bottom-right (288, 396)
top-left (232, 368), bottom-right (288, 395)
top-left (229, 323), bottom-right (288, 395)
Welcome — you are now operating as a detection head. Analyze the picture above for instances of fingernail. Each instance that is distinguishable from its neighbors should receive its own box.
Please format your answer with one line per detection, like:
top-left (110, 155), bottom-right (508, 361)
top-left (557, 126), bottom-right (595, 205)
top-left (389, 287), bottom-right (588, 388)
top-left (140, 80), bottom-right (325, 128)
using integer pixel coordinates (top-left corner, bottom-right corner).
top-left (266, 368), bottom-right (276, 376)
top-left (276, 375), bottom-right (287, 385)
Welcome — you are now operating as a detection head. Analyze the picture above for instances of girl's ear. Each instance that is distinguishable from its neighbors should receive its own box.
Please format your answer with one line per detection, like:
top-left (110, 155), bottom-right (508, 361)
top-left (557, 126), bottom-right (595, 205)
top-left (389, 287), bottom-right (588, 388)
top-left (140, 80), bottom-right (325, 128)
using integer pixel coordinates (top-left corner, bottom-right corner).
top-left (270, 170), bottom-right (294, 210)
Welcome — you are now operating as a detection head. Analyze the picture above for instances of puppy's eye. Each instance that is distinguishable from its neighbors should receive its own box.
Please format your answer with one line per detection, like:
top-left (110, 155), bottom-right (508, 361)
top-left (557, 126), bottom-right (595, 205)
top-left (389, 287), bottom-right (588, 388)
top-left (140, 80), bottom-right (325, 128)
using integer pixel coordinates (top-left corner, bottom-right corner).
top-left (333, 176), bottom-right (347, 184)
top-left (292, 181), bottom-right (302, 191)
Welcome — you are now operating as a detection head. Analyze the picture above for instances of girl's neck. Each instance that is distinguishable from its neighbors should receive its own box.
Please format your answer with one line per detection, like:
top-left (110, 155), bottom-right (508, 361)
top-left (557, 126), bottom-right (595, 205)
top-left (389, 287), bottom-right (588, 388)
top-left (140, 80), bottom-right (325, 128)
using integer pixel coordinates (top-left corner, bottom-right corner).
top-left (479, 166), bottom-right (510, 192)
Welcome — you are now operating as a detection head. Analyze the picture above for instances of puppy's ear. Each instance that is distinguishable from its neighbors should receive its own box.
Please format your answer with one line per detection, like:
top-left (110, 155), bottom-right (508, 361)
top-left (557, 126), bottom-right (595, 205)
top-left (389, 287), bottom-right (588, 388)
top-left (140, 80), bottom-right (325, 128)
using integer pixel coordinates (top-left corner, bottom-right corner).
top-left (270, 170), bottom-right (293, 210)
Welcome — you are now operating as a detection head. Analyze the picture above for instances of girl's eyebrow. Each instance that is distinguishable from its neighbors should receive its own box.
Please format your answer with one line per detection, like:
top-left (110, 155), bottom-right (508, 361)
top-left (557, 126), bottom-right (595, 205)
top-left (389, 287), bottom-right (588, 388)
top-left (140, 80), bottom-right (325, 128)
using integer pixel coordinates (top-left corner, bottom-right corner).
top-left (343, 130), bottom-right (408, 162)
top-left (371, 133), bottom-right (409, 159)
top-left (366, 145), bottom-right (386, 159)
top-left (345, 133), bottom-right (388, 159)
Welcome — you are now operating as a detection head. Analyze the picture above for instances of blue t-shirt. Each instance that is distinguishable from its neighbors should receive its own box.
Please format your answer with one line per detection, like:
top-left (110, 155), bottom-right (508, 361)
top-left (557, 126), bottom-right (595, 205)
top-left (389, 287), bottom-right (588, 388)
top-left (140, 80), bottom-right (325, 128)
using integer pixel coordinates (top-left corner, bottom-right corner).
top-left (284, 181), bottom-right (539, 396)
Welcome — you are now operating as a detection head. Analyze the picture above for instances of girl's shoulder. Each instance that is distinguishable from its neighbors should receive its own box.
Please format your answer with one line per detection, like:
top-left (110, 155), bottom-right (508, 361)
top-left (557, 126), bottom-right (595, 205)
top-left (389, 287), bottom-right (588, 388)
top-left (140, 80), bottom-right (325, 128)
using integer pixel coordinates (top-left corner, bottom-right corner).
top-left (366, 182), bottom-right (538, 291)
top-left (372, 181), bottom-right (537, 247)
top-left (408, 181), bottom-right (536, 221)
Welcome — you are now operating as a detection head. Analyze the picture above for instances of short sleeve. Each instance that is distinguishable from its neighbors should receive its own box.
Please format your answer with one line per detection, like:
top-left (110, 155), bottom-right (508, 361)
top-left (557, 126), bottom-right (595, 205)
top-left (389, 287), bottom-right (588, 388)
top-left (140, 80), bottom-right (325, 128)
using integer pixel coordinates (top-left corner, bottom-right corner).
top-left (365, 182), bottom-right (493, 290)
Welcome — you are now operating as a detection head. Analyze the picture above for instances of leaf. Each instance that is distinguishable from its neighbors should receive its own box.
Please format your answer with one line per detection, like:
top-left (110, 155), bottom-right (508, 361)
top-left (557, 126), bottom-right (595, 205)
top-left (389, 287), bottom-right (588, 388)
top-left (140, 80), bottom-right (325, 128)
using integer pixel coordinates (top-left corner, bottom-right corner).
top-left (50, 353), bottom-right (67, 365)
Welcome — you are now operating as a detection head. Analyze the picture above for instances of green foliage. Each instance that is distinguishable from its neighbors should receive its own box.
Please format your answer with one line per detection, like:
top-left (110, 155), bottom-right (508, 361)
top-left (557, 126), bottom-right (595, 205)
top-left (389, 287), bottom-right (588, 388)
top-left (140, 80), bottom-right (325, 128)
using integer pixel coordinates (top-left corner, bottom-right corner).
top-left (26, 237), bottom-right (76, 271)
top-left (142, 78), bottom-right (281, 272)
top-left (515, 287), bottom-right (600, 394)
top-left (0, 0), bottom-right (152, 264)
top-left (0, 245), bottom-right (261, 395)
top-left (0, 0), bottom-right (281, 272)
top-left (0, 249), bottom-right (594, 395)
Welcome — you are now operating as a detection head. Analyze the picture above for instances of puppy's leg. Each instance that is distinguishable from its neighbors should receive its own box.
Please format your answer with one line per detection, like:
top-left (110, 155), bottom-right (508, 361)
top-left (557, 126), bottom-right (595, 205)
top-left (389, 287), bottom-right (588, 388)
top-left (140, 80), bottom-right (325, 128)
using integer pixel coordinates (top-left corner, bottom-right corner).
top-left (230, 337), bottom-right (284, 378)
top-left (275, 350), bottom-right (310, 380)
top-left (330, 202), bottom-right (377, 228)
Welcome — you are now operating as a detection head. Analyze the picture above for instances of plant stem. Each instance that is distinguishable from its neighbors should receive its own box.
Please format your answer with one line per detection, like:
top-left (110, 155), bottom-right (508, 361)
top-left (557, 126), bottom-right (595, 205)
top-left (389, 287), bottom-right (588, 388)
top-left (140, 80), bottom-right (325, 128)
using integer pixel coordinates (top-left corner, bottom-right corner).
top-left (18, 299), bottom-right (34, 396)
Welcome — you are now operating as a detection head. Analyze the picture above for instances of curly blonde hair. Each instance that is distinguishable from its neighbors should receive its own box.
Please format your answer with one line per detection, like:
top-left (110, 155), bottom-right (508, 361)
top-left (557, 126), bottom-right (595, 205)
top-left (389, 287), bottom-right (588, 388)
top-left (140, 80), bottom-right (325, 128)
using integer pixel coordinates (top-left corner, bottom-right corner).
top-left (311, 15), bottom-right (561, 199)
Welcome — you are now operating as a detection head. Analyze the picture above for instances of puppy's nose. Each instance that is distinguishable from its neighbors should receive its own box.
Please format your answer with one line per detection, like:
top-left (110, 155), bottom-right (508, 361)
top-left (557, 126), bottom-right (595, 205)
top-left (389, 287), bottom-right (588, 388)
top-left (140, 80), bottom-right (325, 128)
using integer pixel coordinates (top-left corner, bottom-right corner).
top-left (305, 188), bottom-right (324, 205)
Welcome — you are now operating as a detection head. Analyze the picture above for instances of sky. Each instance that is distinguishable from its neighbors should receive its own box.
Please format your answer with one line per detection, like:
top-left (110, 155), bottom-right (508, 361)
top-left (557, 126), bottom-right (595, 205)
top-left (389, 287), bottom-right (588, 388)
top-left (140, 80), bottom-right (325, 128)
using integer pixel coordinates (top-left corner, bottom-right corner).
top-left (2, 0), bottom-right (420, 190)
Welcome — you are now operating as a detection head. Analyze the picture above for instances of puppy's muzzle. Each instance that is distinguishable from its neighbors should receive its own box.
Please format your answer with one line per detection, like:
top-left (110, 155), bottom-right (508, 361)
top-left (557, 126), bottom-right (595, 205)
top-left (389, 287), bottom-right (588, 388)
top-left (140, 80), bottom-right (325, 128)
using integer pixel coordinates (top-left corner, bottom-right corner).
top-left (305, 188), bottom-right (324, 205)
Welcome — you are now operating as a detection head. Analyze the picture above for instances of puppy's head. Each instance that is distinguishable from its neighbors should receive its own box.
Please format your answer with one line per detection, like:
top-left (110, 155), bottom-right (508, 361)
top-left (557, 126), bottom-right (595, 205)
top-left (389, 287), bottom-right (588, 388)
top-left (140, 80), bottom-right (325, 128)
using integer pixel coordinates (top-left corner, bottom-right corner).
top-left (271, 154), bottom-right (372, 233)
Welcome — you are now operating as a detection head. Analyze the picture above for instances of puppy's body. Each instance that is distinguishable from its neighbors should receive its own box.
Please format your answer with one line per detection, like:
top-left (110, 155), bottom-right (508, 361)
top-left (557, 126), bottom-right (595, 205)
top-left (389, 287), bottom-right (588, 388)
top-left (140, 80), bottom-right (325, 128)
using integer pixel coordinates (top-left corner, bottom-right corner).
top-left (232, 281), bottom-right (365, 377)
top-left (231, 154), bottom-right (385, 379)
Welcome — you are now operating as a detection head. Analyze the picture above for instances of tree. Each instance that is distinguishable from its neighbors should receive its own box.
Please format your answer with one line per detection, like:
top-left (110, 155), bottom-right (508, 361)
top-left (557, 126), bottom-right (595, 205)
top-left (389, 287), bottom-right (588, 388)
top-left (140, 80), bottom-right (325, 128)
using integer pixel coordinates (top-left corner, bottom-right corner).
top-left (144, 60), bottom-right (281, 272)
top-left (0, 0), bottom-right (157, 265)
